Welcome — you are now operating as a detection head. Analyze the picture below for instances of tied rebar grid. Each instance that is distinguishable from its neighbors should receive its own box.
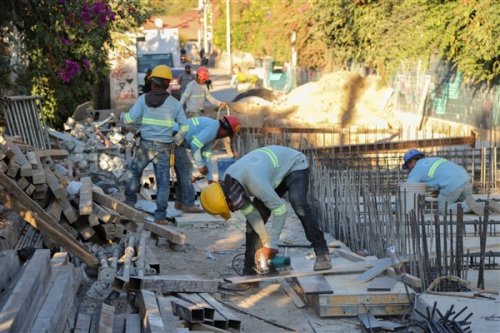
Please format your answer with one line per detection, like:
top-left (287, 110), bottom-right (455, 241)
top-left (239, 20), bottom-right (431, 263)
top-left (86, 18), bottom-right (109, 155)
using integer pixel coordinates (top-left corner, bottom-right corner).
top-left (237, 126), bottom-right (498, 290)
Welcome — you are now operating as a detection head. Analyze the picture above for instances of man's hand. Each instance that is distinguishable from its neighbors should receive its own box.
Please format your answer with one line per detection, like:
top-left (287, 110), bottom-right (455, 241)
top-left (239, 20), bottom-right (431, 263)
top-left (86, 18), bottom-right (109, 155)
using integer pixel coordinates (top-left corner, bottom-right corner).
top-left (255, 247), bottom-right (279, 261)
top-left (173, 132), bottom-right (184, 146)
top-left (198, 166), bottom-right (208, 175)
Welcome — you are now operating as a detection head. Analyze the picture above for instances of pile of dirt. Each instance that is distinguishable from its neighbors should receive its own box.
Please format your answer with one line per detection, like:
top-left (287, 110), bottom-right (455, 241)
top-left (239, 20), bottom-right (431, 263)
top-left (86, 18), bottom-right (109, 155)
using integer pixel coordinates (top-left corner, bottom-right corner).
top-left (225, 71), bottom-right (395, 129)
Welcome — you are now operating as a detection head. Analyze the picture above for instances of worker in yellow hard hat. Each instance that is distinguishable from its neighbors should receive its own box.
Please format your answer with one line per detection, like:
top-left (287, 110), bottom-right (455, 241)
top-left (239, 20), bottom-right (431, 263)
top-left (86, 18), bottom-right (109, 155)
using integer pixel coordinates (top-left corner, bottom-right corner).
top-left (201, 145), bottom-right (331, 278)
top-left (121, 64), bottom-right (190, 225)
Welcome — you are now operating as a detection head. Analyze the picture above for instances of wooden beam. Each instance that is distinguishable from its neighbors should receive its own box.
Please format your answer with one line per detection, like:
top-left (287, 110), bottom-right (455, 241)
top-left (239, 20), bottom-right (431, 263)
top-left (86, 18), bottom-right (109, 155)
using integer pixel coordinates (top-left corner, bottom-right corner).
top-left (0, 173), bottom-right (99, 269)
top-left (33, 149), bottom-right (69, 160)
top-left (125, 314), bottom-right (141, 333)
top-left (0, 250), bottom-right (51, 332)
top-left (45, 167), bottom-right (66, 200)
top-left (143, 222), bottom-right (186, 245)
top-left (138, 290), bottom-right (167, 333)
top-left (156, 297), bottom-right (177, 333)
top-left (97, 303), bottom-right (115, 333)
top-left (92, 188), bottom-right (145, 222)
top-left (224, 260), bottom-right (376, 284)
top-left (79, 177), bottom-right (93, 215)
top-left (128, 275), bottom-right (218, 293)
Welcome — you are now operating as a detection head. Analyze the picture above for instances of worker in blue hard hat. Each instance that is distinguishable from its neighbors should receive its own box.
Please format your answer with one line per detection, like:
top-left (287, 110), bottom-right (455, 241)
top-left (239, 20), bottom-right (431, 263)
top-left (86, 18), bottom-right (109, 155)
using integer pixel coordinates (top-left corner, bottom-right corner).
top-left (402, 149), bottom-right (500, 215)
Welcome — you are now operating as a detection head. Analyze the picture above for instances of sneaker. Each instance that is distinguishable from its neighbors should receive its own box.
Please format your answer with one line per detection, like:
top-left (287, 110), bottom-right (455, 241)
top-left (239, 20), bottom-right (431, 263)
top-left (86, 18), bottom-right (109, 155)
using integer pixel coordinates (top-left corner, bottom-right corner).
top-left (174, 202), bottom-right (182, 210)
top-left (314, 253), bottom-right (332, 271)
top-left (181, 205), bottom-right (204, 213)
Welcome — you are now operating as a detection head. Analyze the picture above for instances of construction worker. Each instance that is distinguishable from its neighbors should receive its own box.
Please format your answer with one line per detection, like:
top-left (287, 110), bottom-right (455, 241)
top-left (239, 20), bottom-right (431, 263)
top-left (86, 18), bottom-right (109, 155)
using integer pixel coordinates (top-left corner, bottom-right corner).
top-left (174, 115), bottom-right (241, 213)
top-left (402, 149), bottom-right (500, 215)
top-left (178, 64), bottom-right (195, 96)
top-left (200, 145), bottom-right (332, 276)
top-left (121, 65), bottom-right (189, 225)
top-left (179, 66), bottom-right (226, 118)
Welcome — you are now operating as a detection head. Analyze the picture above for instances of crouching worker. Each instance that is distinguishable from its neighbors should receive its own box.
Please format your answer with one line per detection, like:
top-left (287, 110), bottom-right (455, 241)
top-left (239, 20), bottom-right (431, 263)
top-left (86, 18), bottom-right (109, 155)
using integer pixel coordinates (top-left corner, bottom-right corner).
top-left (174, 115), bottom-right (241, 213)
top-left (200, 145), bottom-right (332, 276)
top-left (121, 65), bottom-right (189, 225)
top-left (402, 149), bottom-right (500, 215)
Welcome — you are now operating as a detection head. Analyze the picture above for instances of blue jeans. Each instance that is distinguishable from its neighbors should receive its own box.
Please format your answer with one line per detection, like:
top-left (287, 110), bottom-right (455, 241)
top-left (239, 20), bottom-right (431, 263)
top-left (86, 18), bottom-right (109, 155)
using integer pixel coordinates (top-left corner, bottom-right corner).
top-left (243, 168), bottom-right (329, 275)
top-left (125, 139), bottom-right (171, 222)
top-left (174, 144), bottom-right (196, 207)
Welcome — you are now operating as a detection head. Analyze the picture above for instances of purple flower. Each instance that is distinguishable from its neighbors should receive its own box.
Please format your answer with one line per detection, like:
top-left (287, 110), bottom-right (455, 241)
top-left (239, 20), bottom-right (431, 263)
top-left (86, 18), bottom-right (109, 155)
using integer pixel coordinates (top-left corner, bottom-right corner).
top-left (82, 59), bottom-right (90, 70)
top-left (81, 3), bottom-right (92, 25)
top-left (60, 37), bottom-right (71, 45)
top-left (58, 59), bottom-right (81, 83)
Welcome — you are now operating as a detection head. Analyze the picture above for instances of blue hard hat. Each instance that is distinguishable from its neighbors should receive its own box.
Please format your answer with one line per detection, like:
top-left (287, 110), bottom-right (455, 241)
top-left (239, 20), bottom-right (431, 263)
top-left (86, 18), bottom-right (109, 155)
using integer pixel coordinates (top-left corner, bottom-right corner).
top-left (402, 149), bottom-right (424, 170)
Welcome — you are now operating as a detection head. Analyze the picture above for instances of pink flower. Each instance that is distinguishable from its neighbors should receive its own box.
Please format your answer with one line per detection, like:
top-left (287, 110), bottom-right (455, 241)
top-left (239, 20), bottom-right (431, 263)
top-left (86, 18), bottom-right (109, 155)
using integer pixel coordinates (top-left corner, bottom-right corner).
top-left (58, 59), bottom-right (81, 83)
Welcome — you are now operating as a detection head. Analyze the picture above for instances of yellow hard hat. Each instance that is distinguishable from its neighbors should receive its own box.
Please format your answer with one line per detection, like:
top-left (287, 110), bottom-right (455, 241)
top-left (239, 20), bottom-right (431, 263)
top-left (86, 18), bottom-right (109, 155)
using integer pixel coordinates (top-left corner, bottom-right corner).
top-left (151, 64), bottom-right (173, 80)
top-left (200, 182), bottom-right (231, 220)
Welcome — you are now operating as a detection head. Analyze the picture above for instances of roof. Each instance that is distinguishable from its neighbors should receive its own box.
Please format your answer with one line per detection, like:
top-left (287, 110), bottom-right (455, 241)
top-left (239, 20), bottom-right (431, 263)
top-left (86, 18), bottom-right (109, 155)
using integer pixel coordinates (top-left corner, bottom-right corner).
top-left (143, 10), bottom-right (200, 41)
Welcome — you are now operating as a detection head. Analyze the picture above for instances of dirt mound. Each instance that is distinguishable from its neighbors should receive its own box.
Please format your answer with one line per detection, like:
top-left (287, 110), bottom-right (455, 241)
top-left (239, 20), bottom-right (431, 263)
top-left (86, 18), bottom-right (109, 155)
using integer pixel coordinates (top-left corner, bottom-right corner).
top-left (225, 71), bottom-right (395, 129)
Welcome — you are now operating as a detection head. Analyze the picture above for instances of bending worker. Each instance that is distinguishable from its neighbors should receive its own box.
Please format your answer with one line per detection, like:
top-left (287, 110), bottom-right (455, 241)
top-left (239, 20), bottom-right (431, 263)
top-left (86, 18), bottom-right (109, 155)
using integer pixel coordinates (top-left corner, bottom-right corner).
top-left (180, 66), bottom-right (226, 118)
top-left (121, 65), bottom-right (189, 225)
top-left (174, 115), bottom-right (241, 213)
top-left (402, 149), bottom-right (500, 215)
top-left (201, 145), bottom-right (332, 275)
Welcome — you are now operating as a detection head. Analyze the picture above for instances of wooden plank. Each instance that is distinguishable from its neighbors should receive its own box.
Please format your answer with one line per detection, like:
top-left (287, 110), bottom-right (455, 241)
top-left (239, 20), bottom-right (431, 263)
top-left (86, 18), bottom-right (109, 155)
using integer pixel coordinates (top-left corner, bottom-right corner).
top-left (224, 259), bottom-right (376, 284)
top-left (125, 314), bottom-right (141, 333)
top-left (0, 175), bottom-right (99, 269)
top-left (291, 257), bottom-right (333, 294)
top-left (92, 203), bottom-right (112, 223)
top-left (79, 177), bottom-right (93, 215)
top-left (98, 303), bottom-right (115, 333)
top-left (33, 149), bottom-right (69, 160)
top-left (143, 222), bottom-right (186, 245)
top-left (31, 167), bottom-right (46, 184)
top-left (48, 128), bottom-right (86, 146)
top-left (280, 280), bottom-right (306, 308)
top-left (26, 151), bottom-right (42, 168)
top-left (46, 197), bottom-right (64, 221)
top-left (74, 313), bottom-right (92, 333)
top-left (367, 276), bottom-right (397, 291)
top-left (198, 293), bottom-right (241, 330)
top-left (62, 199), bottom-right (78, 224)
top-left (31, 266), bottom-right (75, 333)
top-left (0, 250), bottom-right (51, 332)
top-left (0, 250), bottom-right (20, 291)
top-left (4, 137), bottom-right (32, 177)
top-left (92, 188), bottom-right (145, 222)
top-left (16, 177), bottom-right (30, 190)
top-left (355, 258), bottom-right (394, 283)
top-left (45, 167), bottom-right (67, 199)
top-left (139, 290), bottom-right (167, 333)
top-left (128, 275), bottom-right (218, 293)
top-left (156, 297), bottom-right (177, 333)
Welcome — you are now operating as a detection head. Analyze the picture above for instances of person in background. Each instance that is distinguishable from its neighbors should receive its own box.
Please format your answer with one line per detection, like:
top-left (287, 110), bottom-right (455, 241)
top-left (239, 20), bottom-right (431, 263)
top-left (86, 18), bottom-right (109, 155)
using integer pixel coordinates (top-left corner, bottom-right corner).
top-left (178, 64), bottom-right (195, 96)
top-left (402, 149), bottom-right (500, 215)
top-left (121, 65), bottom-right (189, 225)
top-left (200, 145), bottom-right (332, 278)
top-left (174, 115), bottom-right (241, 213)
top-left (143, 68), bottom-right (152, 94)
top-left (180, 66), bottom-right (226, 118)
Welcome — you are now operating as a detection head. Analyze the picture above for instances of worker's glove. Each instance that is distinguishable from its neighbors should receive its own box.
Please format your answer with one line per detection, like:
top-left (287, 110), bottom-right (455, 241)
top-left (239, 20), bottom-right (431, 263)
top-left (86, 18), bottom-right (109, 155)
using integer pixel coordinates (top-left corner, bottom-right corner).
top-left (198, 166), bottom-right (208, 175)
top-left (173, 132), bottom-right (185, 146)
top-left (255, 247), bottom-right (279, 261)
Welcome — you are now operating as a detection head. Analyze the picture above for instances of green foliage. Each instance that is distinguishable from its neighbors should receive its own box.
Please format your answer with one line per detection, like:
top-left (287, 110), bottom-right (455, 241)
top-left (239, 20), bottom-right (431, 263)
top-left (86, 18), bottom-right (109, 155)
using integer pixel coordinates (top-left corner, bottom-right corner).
top-left (149, 0), bottom-right (199, 16)
top-left (1, 0), bottom-right (149, 127)
top-left (213, 0), bottom-right (499, 84)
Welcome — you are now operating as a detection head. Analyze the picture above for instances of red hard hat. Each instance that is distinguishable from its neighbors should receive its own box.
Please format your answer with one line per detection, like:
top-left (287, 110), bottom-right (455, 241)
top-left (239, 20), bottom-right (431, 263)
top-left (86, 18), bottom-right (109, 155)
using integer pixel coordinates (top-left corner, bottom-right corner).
top-left (197, 66), bottom-right (210, 81)
top-left (222, 115), bottom-right (241, 135)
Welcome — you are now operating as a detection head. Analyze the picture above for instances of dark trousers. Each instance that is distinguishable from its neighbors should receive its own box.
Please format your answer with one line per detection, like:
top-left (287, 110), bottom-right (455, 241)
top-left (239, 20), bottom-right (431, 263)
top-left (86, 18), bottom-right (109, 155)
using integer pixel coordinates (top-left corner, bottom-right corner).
top-left (243, 168), bottom-right (329, 275)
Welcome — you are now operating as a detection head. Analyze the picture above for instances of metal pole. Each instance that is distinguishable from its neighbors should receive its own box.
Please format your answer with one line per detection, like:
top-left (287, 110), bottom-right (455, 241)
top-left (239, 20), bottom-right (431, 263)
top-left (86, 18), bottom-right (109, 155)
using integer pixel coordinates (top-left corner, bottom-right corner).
top-left (203, 0), bottom-right (208, 53)
top-left (226, 0), bottom-right (232, 74)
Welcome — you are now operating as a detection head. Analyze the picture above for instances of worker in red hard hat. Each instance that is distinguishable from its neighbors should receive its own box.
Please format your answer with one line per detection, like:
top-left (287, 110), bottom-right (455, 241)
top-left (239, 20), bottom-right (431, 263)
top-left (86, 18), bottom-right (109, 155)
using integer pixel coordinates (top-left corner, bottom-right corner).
top-left (172, 115), bottom-right (241, 213)
top-left (180, 66), bottom-right (227, 118)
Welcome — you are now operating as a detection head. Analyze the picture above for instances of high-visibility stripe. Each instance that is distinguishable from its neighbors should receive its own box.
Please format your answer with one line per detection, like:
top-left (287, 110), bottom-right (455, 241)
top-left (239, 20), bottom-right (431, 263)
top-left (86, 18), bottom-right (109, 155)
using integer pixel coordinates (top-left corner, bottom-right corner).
top-left (191, 136), bottom-right (204, 149)
top-left (180, 124), bottom-right (190, 133)
top-left (256, 148), bottom-right (279, 168)
top-left (241, 204), bottom-right (254, 215)
top-left (428, 158), bottom-right (446, 178)
top-left (202, 151), bottom-right (212, 158)
top-left (191, 117), bottom-right (200, 126)
top-left (191, 94), bottom-right (204, 98)
top-left (272, 204), bottom-right (287, 216)
top-left (141, 118), bottom-right (175, 127)
top-left (123, 113), bottom-right (133, 123)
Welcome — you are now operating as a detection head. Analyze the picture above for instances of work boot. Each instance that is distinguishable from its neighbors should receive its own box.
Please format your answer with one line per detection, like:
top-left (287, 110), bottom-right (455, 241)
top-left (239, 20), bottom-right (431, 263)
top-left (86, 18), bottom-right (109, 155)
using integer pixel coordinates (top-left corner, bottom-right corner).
top-left (314, 253), bottom-right (332, 271)
top-left (181, 205), bottom-right (204, 213)
top-left (174, 202), bottom-right (182, 210)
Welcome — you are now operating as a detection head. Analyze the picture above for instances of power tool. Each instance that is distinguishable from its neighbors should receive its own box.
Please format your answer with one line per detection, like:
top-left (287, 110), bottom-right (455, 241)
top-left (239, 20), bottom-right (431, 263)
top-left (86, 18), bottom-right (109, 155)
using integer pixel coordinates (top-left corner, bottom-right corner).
top-left (256, 254), bottom-right (292, 274)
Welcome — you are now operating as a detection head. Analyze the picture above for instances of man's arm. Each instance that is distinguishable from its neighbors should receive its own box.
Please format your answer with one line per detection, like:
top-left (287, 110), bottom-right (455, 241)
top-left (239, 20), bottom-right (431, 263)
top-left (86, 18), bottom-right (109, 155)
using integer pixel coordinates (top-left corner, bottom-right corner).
top-left (203, 85), bottom-right (224, 107)
top-left (120, 96), bottom-right (144, 124)
top-left (179, 82), bottom-right (192, 106)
